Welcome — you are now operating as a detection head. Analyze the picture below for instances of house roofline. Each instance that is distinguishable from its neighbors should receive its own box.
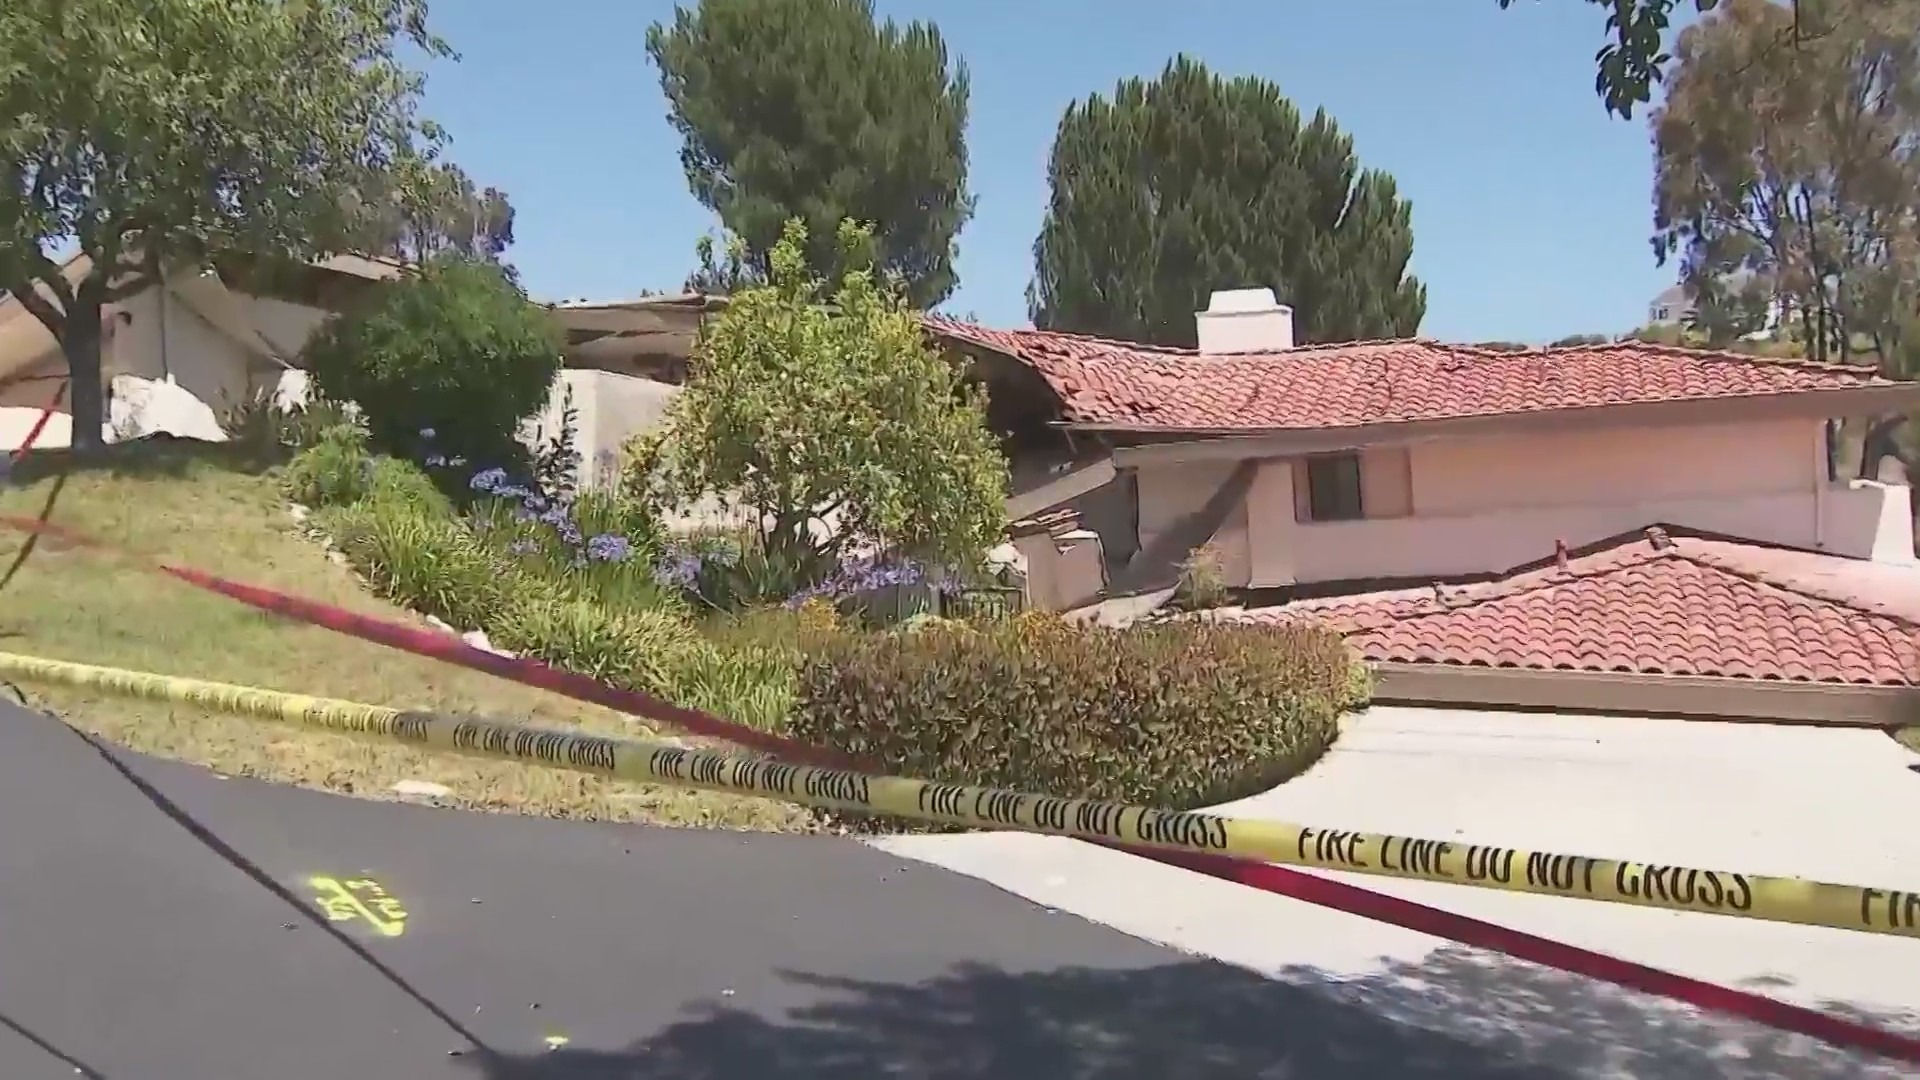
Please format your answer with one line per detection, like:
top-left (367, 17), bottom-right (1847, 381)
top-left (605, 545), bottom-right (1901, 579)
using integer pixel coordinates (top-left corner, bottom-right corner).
top-left (1369, 662), bottom-right (1919, 728)
top-left (1104, 382), bottom-right (1920, 468)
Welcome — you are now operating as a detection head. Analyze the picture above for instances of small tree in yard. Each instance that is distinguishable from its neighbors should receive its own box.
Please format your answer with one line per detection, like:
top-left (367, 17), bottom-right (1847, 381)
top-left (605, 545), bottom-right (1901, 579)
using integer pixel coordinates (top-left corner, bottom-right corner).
top-left (302, 256), bottom-right (562, 474)
top-left (0, 0), bottom-right (458, 453)
top-left (636, 218), bottom-right (1006, 593)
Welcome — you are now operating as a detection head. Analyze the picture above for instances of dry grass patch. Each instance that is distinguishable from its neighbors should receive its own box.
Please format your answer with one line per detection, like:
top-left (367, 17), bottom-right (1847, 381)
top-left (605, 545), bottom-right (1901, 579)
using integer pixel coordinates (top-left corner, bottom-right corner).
top-left (0, 441), bottom-right (813, 832)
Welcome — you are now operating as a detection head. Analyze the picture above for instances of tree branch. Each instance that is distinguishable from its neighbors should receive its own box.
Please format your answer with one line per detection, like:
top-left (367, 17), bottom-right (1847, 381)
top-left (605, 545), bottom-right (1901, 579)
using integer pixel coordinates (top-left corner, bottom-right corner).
top-left (4, 276), bottom-right (65, 337)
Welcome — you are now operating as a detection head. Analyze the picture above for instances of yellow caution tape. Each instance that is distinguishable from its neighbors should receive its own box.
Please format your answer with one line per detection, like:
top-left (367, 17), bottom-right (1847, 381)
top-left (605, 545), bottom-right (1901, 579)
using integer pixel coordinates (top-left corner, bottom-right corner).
top-left (5, 649), bottom-right (1918, 939)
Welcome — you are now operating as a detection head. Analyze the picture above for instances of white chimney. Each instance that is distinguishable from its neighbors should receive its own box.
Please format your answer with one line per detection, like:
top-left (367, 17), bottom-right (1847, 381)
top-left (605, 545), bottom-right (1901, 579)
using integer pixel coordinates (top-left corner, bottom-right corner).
top-left (1195, 287), bottom-right (1294, 354)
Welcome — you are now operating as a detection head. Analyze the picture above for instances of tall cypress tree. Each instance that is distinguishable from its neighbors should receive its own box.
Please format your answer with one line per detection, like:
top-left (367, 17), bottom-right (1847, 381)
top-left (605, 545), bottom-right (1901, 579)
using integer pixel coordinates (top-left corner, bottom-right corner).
top-left (646, 0), bottom-right (973, 309)
top-left (1030, 55), bottom-right (1425, 348)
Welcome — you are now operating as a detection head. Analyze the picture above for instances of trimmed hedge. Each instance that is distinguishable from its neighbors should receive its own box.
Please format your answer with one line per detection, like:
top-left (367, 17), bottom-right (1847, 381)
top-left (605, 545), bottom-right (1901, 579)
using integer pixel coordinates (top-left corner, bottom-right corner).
top-left (790, 612), bottom-right (1358, 811)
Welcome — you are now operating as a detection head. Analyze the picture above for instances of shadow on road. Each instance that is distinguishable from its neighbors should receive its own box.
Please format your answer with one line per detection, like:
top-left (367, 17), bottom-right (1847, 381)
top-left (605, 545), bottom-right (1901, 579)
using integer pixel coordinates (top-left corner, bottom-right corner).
top-left (463, 946), bottom-right (1919, 1080)
top-left (0, 1009), bottom-right (106, 1079)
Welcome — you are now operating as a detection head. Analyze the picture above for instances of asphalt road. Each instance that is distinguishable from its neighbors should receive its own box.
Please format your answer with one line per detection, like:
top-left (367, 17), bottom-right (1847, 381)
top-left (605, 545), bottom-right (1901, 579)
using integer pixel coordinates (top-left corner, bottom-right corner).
top-left (877, 706), bottom-right (1920, 1079)
top-left (0, 698), bottom-right (1589, 1080)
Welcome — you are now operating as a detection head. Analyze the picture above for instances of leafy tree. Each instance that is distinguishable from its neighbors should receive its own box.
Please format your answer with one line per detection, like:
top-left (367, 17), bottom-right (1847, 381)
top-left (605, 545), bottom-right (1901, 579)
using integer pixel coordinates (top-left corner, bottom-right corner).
top-left (1030, 55), bottom-right (1425, 348)
top-left (301, 257), bottom-right (563, 473)
top-left (349, 158), bottom-right (517, 264)
top-left (1498, 0), bottom-right (1713, 117)
top-left (0, 0), bottom-right (455, 452)
top-left (684, 230), bottom-right (758, 296)
top-left (1652, 0), bottom-right (1920, 376)
top-left (1498, 1), bottom-right (1858, 120)
top-left (636, 219), bottom-right (1006, 590)
top-left (645, 0), bottom-right (974, 309)
top-left (1548, 333), bottom-right (1613, 346)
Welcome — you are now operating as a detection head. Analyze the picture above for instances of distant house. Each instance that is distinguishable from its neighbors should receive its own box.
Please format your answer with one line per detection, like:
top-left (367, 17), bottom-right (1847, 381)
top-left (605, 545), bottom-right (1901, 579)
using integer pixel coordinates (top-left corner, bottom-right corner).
top-left (1647, 282), bottom-right (1693, 327)
top-left (1645, 274), bottom-right (1787, 340)
top-left (528, 293), bottom-right (726, 489)
top-left (929, 288), bottom-right (1920, 721)
top-left (0, 252), bottom-right (404, 449)
top-left (0, 263), bottom-right (720, 481)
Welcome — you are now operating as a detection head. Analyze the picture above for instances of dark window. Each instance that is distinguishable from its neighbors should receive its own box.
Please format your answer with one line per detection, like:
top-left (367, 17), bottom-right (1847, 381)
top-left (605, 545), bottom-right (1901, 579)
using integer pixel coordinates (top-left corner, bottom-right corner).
top-left (1305, 453), bottom-right (1365, 522)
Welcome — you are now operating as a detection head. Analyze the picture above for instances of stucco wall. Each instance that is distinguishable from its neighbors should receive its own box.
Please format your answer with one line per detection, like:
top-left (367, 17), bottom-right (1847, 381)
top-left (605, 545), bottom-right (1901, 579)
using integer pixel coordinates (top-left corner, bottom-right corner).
top-left (1148, 418), bottom-right (1904, 587)
top-left (524, 369), bottom-right (683, 492)
top-left (245, 294), bottom-right (336, 357)
top-left (112, 286), bottom-right (260, 415)
top-left (1134, 459), bottom-right (1252, 584)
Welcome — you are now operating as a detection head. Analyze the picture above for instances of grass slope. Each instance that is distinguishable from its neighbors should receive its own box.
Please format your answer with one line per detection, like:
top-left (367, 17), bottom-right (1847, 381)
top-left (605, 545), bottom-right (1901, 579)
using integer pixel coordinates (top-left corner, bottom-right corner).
top-left (0, 440), bottom-right (813, 831)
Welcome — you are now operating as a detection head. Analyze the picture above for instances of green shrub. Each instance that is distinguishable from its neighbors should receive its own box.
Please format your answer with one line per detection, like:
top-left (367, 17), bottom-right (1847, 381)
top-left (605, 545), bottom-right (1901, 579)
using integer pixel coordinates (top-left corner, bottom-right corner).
top-left (669, 526), bottom-right (819, 612)
top-left (1341, 652), bottom-right (1375, 712)
top-left (364, 456), bottom-right (454, 518)
top-left (701, 601), bottom-right (843, 656)
top-left (284, 424), bottom-right (374, 508)
top-left (1170, 543), bottom-right (1229, 611)
top-left (663, 642), bottom-right (796, 733)
top-left (327, 502), bottom-right (516, 631)
top-left (489, 596), bottom-right (794, 730)
top-left (490, 596), bottom-right (685, 694)
top-left (639, 218), bottom-right (1007, 593)
top-left (220, 384), bottom-right (358, 456)
top-left (791, 615), bottom-right (1354, 816)
top-left (300, 255), bottom-right (563, 475)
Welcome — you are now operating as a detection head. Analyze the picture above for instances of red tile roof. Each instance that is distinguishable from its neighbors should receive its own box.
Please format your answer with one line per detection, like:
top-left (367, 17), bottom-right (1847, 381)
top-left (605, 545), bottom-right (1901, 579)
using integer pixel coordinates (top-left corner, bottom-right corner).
top-left (924, 316), bottom-right (1907, 432)
top-left (1232, 529), bottom-right (1920, 686)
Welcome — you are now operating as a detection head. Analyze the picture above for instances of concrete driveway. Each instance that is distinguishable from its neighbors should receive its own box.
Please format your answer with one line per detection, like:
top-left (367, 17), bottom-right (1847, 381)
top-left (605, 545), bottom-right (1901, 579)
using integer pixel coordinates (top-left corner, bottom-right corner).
top-left (869, 706), bottom-right (1920, 1078)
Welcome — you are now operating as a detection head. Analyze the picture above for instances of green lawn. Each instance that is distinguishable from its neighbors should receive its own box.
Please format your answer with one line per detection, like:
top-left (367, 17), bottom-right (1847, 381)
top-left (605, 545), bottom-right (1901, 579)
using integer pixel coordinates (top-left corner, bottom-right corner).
top-left (0, 440), bottom-right (815, 832)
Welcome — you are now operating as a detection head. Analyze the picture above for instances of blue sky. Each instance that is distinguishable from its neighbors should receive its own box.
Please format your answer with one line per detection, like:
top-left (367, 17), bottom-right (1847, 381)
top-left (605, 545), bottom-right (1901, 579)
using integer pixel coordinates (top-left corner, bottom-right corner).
top-left (420, 0), bottom-right (1691, 344)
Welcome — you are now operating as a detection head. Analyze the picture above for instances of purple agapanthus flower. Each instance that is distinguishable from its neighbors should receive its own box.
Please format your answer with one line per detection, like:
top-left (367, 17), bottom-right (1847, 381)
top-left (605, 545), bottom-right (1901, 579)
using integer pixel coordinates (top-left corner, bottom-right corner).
top-left (586, 534), bottom-right (632, 563)
top-left (653, 548), bottom-right (703, 588)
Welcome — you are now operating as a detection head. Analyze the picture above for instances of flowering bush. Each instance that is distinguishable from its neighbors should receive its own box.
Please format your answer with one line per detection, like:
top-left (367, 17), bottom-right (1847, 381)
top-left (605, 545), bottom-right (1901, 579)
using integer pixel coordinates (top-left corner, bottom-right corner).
top-left (464, 463), bottom-right (676, 613)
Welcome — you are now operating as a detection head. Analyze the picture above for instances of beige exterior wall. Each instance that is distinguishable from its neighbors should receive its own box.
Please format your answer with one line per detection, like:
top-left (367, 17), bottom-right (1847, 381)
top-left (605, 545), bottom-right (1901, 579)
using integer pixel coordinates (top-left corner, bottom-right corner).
top-left (1134, 459), bottom-right (1253, 585)
top-left (113, 285), bottom-right (262, 417)
top-left (1126, 418), bottom-right (1912, 588)
top-left (524, 369), bottom-right (684, 492)
top-left (0, 282), bottom-right (344, 450)
top-left (244, 294), bottom-right (337, 358)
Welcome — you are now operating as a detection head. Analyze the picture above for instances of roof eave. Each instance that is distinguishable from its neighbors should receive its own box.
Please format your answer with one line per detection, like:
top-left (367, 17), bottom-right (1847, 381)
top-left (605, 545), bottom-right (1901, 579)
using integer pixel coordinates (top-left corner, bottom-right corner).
top-left (1101, 383), bottom-right (1920, 468)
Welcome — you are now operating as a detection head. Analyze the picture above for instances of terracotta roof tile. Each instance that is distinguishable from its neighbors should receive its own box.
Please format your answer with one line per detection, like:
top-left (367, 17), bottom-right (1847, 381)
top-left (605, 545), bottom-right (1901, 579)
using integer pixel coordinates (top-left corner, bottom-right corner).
top-left (924, 316), bottom-right (1903, 432)
top-left (1232, 530), bottom-right (1920, 686)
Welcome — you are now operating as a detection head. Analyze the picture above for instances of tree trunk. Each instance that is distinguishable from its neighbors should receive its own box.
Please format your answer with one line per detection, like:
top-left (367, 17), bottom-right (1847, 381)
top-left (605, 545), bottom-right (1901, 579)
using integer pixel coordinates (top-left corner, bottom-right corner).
top-left (59, 300), bottom-right (107, 455)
